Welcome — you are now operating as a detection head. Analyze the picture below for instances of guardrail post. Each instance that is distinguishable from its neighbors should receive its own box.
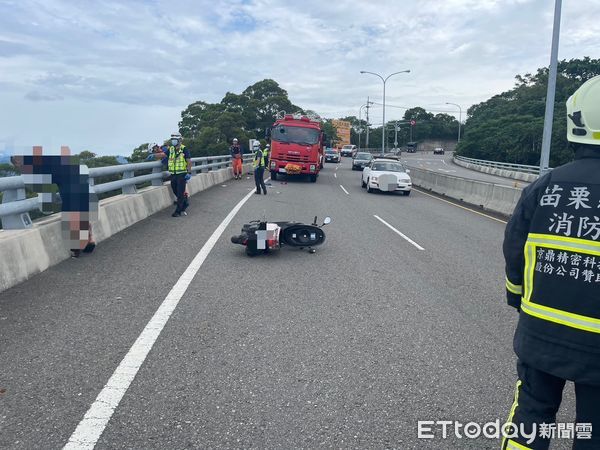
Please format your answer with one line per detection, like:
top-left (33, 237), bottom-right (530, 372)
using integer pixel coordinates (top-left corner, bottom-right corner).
top-left (122, 170), bottom-right (137, 194)
top-left (1, 188), bottom-right (33, 229)
top-left (151, 166), bottom-right (163, 186)
top-left (207, 158), bottom-right (213, 172)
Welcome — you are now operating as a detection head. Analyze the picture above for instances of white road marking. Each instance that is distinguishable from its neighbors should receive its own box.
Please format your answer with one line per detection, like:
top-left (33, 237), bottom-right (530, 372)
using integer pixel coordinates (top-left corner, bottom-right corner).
top-left (442, 160), bottom-right (448, 166)
top-left (373, 215), bottom-right (425, 251)
top-left (64, 188), bottom-right (257, 450)
top-left (413, 188), bottom-right (507, 224)
top-left (339, 185), bottom-right (350, 195)
top-left (334, 173), bottom-right (337, 178)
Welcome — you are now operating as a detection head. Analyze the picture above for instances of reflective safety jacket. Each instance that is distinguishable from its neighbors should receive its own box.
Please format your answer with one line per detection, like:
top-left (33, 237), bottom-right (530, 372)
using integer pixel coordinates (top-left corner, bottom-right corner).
top-left (168, 145), bottom-right (188, 174)
top-left (503, 147), bottom-right (600, 385)
top-left (253, 148), bottom-right (267, 169)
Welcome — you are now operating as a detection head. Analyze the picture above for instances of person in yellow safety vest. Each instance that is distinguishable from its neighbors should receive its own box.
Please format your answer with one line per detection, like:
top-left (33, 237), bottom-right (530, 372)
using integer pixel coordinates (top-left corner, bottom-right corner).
top-left (155, 132), bottom-right (192, 217)
top-left (501, 75), bottom-right (600, 450)
top-left (253, 141), bottom-right (267, 195)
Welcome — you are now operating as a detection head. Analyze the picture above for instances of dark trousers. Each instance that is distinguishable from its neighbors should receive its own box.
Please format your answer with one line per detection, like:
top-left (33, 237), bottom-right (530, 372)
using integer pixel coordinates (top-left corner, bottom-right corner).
top-left (170, 173), bottom-right (187, 213)
top-left (254, 167), bottom-right (266, 194)
top-left (502, 359), bottom-right (600, 449)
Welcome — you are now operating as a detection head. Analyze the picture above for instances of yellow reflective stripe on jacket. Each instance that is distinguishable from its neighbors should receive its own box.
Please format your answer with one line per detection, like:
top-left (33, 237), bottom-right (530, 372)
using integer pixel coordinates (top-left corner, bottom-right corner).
top-left (501, 380), bottom-right (522, 450)
top-left (523, 233), bottom-right (600, 302)
top-left (522, 233), bottom-right (600, 333)
top-left (253, 149), bottom-right (266, 168)
top-left (527, 233), bottom-right (600, 256)
top-left (168, 145), bottom-right (187, 174)
top-left (505, 439), bottom-right (532, 450)
top-left (521, 298), bottom-right (600, 334)
top-left (505, 277), bottom-right (522, 295)
top-left (523, 240), bottom-right (536, 301)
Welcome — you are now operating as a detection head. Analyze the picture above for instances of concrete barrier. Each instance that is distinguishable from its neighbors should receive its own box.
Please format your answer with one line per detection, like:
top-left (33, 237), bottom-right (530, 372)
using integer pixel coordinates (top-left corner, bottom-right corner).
top-left (0, 164), bottom-right (252, 293)
top-left (408, 166), bottom-right (522, 217)
top-left (452, 157), bottom-right (539, 183)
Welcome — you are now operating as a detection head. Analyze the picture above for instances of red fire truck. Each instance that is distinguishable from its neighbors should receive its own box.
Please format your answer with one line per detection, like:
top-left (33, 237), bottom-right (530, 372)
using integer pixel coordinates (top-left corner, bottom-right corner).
top-left (268, 114), bottom-right (325, 182)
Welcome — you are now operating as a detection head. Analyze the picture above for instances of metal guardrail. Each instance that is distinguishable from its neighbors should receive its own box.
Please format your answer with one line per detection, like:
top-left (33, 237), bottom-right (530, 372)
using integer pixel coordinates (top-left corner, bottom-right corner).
top-left (0, 154), bottom-right (253, 230)
top-left (454, 155), bottom-right (542, 175)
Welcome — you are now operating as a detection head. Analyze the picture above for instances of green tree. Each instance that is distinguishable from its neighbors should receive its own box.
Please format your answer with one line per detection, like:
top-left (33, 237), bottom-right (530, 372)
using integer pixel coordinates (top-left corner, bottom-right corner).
top-left (321, 120), bottom-right (340, 148)
top-left (129, 143), bottom-right (152, 162)
top-left (457, 57), bottom-right (600, 166)
top-left (177, 79), bottom-right (303, 155)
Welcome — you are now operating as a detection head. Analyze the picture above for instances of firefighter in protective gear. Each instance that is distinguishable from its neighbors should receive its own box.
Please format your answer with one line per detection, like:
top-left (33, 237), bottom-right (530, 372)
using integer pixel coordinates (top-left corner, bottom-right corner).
top-left (501, 75), bottom-right (600, 449)
top-left (253, 141), bottom-right (267, 195)
top-left (155, 132), bottom-right (192, 216)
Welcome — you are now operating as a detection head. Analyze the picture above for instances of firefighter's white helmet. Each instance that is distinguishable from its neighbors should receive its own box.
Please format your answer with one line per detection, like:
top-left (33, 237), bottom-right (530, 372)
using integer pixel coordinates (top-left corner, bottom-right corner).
top-left (566, 75), bottom-right (600, 146)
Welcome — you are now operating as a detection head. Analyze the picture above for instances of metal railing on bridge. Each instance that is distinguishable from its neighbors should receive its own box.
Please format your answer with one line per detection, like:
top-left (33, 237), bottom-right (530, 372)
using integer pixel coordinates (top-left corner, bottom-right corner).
top-left (453, 155), bottom-right (543, 175)
top-left (0, 154), bottom-right (253, 230)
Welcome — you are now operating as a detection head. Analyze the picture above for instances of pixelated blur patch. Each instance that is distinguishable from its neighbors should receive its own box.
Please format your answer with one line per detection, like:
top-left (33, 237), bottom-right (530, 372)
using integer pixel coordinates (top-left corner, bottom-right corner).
top-left (17, 146), bottom-right (98, 249)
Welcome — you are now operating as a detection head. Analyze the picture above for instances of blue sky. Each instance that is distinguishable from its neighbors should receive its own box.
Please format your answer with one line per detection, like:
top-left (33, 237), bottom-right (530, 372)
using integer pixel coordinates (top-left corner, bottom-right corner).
top-left (0, 0), bottom-right (598, 156)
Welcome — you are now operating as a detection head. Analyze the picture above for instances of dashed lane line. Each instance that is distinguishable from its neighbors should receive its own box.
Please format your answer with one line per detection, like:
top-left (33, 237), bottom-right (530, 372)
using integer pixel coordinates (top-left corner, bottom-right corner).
top-left (373, 215), bottom-right (425, 251)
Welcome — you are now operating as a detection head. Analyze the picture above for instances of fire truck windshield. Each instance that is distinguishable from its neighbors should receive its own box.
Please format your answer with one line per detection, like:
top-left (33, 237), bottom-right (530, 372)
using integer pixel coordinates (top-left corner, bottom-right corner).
top-left (272, 125), bottom-right (320, 145)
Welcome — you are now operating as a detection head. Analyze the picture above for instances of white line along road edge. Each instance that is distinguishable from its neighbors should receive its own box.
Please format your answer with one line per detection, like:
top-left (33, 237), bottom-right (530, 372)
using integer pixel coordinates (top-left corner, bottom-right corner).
top-left (373, 215), bottom-right (425, 251)
top-left (339, 185), bottom-right (350, 195)
top-left (64, 187), bottom-right (258, 450)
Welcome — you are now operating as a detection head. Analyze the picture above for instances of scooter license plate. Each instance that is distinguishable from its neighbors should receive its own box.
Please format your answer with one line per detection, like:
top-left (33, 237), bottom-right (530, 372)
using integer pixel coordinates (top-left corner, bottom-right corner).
top-left (278, 168), bottom-right (287, 173)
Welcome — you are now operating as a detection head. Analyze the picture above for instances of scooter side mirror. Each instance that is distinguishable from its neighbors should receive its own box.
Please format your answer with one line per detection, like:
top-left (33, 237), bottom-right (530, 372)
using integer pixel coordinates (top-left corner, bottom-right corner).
top-left (323, 217), bottom-right (332, 225)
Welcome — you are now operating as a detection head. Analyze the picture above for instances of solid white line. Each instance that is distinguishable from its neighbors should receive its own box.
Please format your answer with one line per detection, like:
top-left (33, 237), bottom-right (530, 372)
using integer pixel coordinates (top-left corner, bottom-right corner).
top-left (339, 185), bottom-right (350, 195)
top-left (373, 215), bottom-right (425, 251)
top-left (334, 173), bottom-right (337, 178)
top-left (64, 188), bottom-right (256, 450)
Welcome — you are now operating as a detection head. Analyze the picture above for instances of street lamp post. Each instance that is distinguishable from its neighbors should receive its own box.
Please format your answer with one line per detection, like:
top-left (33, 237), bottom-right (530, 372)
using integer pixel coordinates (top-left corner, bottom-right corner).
top-left (360, 69), bottom-right (410, 154)
top-left (540, 0), bottom-right (563, 174)
top-left (445, 102), bottom-right (462, 143)
top-left (358, 100), bottom-right (373, 151)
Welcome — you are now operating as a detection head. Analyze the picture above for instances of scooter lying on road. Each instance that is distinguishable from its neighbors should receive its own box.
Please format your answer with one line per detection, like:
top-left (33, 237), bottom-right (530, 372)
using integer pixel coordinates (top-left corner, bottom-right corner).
top-left (231, 216), bottom-right (331, 256)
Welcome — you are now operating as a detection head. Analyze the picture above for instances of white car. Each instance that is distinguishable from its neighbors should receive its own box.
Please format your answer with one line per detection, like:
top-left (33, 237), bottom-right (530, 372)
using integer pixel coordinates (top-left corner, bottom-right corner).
top-left (361, 158), bottom-right (412, 196)
top-left (340, 144), bottom-right (357, 157)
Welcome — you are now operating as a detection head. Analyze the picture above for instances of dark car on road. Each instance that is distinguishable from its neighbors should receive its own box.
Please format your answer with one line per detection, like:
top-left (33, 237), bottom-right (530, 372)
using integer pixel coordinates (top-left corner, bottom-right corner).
top-left (352, 152), bottom-right (373, 170)
top-left (324, 148), bottom-right (341, 163)
top-left (433, 147), bottom-right (445, 155)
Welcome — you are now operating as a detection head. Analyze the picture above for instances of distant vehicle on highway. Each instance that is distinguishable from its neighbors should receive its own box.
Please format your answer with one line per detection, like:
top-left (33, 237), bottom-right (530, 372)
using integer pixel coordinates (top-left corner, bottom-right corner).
top-left (351, 152), bottom-right (373, 170)
top-left (361, 158), bottom-right (412, 195)
top-left (324, 148), bottom-right (341, 163)
top-left (372, 152), bottom-right (400, 161)
top-left (340, 144), bottom-right (357, 157)
top-left (406, 142), bottom-right (418, 153)
top-left (433, 147), bottom-right (445, 155)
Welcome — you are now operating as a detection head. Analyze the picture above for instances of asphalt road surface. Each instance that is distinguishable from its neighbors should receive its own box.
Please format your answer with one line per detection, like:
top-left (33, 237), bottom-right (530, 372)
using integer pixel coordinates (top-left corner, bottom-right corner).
top-left (0, 160), bottom-right (576, 449)
top-left (401, 151), bottom-right (530, 188)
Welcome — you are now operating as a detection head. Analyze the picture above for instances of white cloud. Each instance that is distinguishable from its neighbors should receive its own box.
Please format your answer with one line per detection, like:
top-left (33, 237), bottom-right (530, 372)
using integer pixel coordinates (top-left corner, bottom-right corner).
top-left (0, 0), bottom-right (598, 154)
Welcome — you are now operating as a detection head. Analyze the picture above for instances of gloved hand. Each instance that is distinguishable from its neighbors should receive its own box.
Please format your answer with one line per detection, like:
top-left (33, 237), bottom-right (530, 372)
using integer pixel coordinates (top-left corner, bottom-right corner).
top-left (185, 173), bottom-right (191, 182)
